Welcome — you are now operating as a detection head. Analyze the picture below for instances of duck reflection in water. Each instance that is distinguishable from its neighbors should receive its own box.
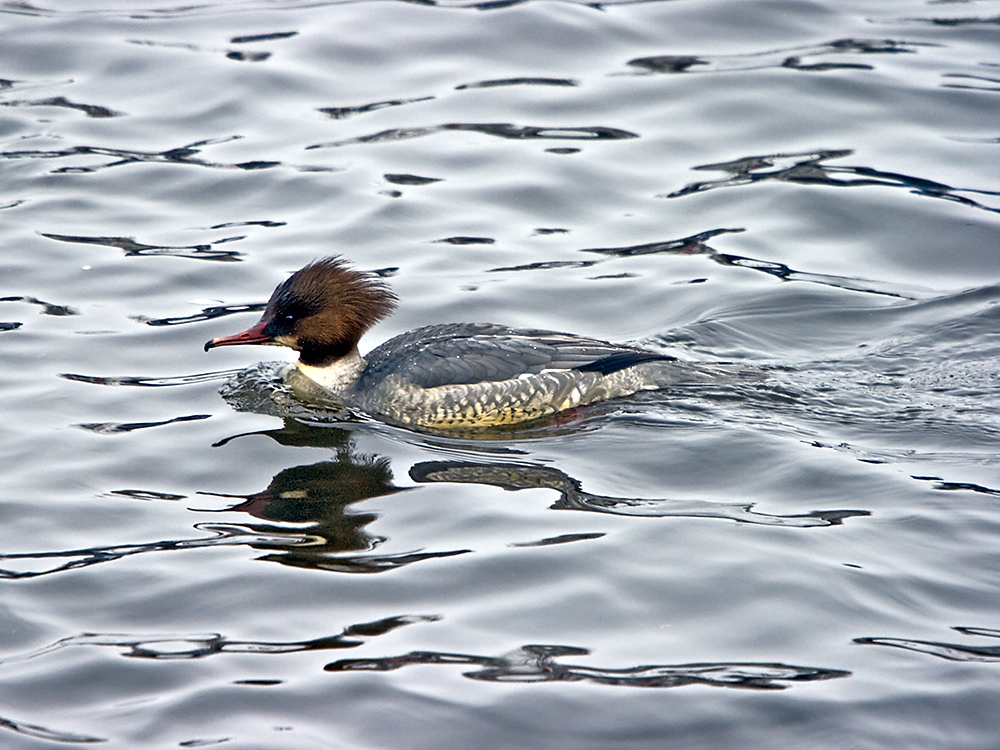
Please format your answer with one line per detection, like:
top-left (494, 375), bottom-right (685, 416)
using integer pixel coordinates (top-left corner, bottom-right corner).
top-left (409, 461), bottom-right (869, 528)
top-left (210, 457), bottom-right (391, 555)
top-left (203, 421), bottom-right (470, 573)
top-left (213, 417), bottom-right (867, 550)
top-left (0, 418), bottom-right (868, 582)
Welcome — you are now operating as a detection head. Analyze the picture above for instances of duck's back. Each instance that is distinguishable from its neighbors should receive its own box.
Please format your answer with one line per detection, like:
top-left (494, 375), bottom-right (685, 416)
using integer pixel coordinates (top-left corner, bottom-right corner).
top-left (361, 323), bottom-right (669, 386)
top-left (352, 323), bottom-right (718, 429)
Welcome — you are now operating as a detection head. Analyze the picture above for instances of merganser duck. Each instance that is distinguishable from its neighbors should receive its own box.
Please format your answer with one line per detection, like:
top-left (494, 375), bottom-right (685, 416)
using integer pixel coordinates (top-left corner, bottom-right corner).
top-left (205, 257), bottom-right (732, 429)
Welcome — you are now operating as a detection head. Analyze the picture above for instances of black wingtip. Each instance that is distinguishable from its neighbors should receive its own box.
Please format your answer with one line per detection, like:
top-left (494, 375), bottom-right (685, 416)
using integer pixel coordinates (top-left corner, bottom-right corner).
top-left (574, 351), bottom-right (676, 376)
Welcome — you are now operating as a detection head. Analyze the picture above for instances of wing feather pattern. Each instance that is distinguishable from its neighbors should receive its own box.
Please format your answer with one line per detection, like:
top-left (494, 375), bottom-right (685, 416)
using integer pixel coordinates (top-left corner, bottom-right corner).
top-left (361, 323), bottom-right (674, 389)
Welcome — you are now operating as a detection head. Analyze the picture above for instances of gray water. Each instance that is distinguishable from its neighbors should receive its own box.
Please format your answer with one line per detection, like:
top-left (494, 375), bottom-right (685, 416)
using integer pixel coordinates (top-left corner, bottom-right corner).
top-left (1, 1), bottom-right (999, 748)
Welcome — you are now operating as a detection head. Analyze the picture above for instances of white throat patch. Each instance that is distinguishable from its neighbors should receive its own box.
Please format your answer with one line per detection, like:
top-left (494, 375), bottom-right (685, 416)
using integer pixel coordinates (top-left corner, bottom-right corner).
top-left (294, 348), bottom-right (366, 395)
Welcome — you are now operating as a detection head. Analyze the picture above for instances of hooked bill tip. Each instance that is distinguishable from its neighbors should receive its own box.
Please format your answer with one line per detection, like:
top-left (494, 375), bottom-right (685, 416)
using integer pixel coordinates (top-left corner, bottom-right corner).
top-left (202, 320), bottom-right (273, 352)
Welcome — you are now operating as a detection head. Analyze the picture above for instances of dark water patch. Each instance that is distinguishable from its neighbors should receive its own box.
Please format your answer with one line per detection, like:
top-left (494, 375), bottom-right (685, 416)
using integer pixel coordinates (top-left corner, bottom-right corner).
top-left (855, 627), bottom-right (1000, 662)
top-left (713, 254), bottom-right (931, 299)
top-left (128, 38), bottom-right (272, 62)
top-left (2, 135), bottom-right (277, 176)
top-left (433, 236), bottom-right (495, 245)
top-left (545, 147), bottom-right (581, 154)
top-left (0, 523), bottom-right (315, 580)
top-left (77, 414), bottom-right (211, 435)
top-left (583, 226), bottom-right (935, 299)
top-left (941, 72), bottom-right (1000, 92)
top-left (207, 220), bottom-right (286, 229)
top-left (179, 738), bottom-right (230, 748)
top-left (0, 295), bottom-right (78, 316)
top-left (0, 95), bottom-right (122, 118)
top-left (225, 50), bottom-right (271, 61)
top-left (108, 489), bottom-right (186, 502)
top-left (627, 38), bottom-right (928, 77)
top-left (589, 272), bottom-right (639, 279)
top-left (60, 371), bottom-right (238, 387)
top-left (581, 227), bottom-right (745, 257)
top-left (142, 303), bottom-right (266, 327)
top-left (270, 547), bottom-right (471, 574)
top-left (0, 714), bottom-right (104, 745)
top-left (781, 58), bottom-right (873, 72)
top-left (910, 14), bottom-right (1000, 27)
top-left (326, 643), bottom-right (850, 690)
top-left (443, 123), bottom-right (637, 140)
top-left (308, 125), bottom-right (435, 147)
top-left (384, 172), bottom-right (442, 185)
top-left (0, 322), bottom-right (22, 331)
top-left (664, 149), bottom-right (1000, 214)
top-left (42, 232), bottom-right (245, 261)
top-left (308, 123), bottom-right (638, 149)
top-left (410, 461), bottom-right (869, 527)
top-left (232, 679), bottom-right (282, 686)
top-left (230, 31), bottom-right (298, 44)
top-left (0, 505), bottom-right (468, 577)
top-left (227, 159), bottom-right (279, 170)
top-left (511, 532), bottom-right (606, 547)
top-left (318, 96), bottom-right (435, 119)
top-left (2, 616), bottom-right (438, 666)
top-left (626, 55), bottom-right (708, 73)
top-left (455, 77), bottom-right (578, 89)
top-left (490, 259), bottom-right (598, 272)
top-left (911, 475), bottom-right (1000, 496)
top-left (533, 227), bottom-right (569, 235)
top-left (294, 164), bottom-right (342, 173)
top-left (211, 419), bottom-right (355, 450)
top-left (463, 0), bottom-right (529, 11)
top-left (584, 229), bottom-right (934, 300)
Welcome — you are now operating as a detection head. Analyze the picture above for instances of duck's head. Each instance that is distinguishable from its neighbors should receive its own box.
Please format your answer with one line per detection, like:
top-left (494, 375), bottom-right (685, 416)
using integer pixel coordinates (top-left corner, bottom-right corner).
top-left (204, 257), bottom-right (397, 366)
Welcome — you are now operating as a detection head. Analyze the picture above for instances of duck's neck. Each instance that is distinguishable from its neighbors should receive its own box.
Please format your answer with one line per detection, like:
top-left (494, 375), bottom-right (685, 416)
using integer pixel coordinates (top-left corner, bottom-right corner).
top-left (295, 347), bottom-right (366, 395)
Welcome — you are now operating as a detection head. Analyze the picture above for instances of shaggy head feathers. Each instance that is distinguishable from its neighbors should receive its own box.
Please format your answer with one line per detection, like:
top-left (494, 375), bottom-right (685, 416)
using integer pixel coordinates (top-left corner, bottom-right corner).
top-left (264, 257), bottom-right (397, 366)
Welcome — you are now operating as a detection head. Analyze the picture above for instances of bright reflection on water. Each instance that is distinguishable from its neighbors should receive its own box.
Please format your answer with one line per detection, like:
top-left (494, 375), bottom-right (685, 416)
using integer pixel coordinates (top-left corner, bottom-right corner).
top-left (1, 0), bottom-right (998, 747)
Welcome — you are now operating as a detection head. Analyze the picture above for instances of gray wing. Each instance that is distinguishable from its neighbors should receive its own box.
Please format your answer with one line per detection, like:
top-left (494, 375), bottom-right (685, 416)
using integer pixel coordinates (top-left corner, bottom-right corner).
top-left (361, 323), bottom-right (674, 389)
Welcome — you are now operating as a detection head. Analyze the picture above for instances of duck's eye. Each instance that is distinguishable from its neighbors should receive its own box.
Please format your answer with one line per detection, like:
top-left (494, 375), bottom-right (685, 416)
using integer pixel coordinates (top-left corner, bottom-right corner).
top-left (283, 314), bottom-right (295, 323)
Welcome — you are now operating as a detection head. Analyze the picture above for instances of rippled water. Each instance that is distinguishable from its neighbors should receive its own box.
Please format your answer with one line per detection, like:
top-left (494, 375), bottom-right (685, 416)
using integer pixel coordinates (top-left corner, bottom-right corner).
top-left (2, 0), bottom-right (999, 747)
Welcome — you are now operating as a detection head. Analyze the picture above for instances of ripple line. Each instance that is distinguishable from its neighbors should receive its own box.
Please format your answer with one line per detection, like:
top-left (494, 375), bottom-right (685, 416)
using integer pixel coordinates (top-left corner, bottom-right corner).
top-left (60, 370), bottom-right (240, 387)
top-left (326, 643), bottom-right (850, 690)
top-left (307, 122), bottom-right (638, 150)
top-left (410, 460), bottom-right (869, 527)
top-left (42, 232), bottom-right (245, 261)
top-left (663, 149), bottom-right (999, 215)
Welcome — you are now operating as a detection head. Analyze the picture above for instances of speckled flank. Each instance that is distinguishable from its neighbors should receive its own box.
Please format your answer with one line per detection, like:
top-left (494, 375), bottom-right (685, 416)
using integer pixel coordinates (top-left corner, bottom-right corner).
top-left (365, 371), bottom-right (605, 427)
top-left (353, 363), bottom-right (723, 428)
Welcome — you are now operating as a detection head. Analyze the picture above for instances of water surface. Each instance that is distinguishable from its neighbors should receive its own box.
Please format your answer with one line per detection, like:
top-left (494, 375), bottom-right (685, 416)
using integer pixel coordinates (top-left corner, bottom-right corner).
top-left (1, 0), bottom-right (998, 748)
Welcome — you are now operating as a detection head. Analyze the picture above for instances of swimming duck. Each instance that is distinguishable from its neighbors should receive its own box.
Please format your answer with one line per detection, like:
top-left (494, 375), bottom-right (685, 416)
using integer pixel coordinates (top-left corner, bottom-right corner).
top-left (205, 257), bottom-right (729, 428)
